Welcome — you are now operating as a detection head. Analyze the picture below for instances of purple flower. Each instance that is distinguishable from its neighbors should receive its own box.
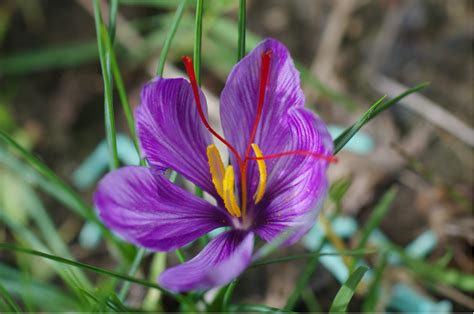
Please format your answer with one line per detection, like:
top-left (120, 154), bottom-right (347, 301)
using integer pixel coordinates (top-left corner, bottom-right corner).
top-left (94, 38), bottom-right (334, 292)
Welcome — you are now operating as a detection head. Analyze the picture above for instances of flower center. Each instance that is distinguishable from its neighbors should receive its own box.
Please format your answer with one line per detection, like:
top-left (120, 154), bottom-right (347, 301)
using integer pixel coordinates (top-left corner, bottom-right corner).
top-left (182, 53), bottom-right (337, 220)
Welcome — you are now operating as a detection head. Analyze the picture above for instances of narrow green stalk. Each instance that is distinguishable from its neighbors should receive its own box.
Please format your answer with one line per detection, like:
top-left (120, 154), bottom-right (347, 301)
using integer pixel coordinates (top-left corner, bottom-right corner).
top-left (0, 133), bottom-right (122, 252)
top-left (222, 280), bottom-right (237, 310)
top-left (0, 282), bottom-right (21, 312)
top-left (156, 0), bottom-right (188, 76)
top-left (193, 0), bottom-right (203, 85)
top-left (108, 0), bottom-right (118, 42)
top-left (237, 0), bottom-right (246, 61)
top-left (193, 0), bottom-right (204, 197)
top-left (118, 248), bottom-right (146, 300)
top-left (101, 25), bottom-right (142, 161)
top-left (93, 0), bottom-right (119, 170)
top-left (329, 266), bottom-right (369, 313)
top-left (0, 129), bottom-right (93, 221)
top-left (285, 252), bottom-right (321, 310)
top-left (175, 249), bottom-right (186, 263)
top-left (0, 243), bottom-right (191, 306)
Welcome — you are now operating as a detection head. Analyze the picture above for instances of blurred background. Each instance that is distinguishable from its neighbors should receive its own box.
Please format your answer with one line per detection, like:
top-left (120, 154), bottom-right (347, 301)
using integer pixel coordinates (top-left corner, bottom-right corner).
top-left (0, 0), bottom-right (472, 312)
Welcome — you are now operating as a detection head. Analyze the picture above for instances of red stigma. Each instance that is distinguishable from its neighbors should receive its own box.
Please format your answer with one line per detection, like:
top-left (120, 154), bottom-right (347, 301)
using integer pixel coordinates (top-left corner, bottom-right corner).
top-left (182, 56), bottom-right (243, 168)
top-left (244, 50), bottom-right (272, 163)
top-left (248, 150), bottom-right (338, 163)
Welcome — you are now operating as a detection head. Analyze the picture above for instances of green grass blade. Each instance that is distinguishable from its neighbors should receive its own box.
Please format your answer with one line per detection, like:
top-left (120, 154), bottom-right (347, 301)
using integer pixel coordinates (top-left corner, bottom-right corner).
top-left (333, 83), bottom-right (429, 154)
top-left (230, 304), bottom-right (295, 313)
top-left (329, 266), bottom-right (369, 314)
top-left (356, 187), bottom-right (397, 251)
top-left (333, 96), bottom-right (386, 154)
top-left (301, 288), bottom-right (321, 312)
top-left (0, 211), bottom-right (92, 292)
top-left (93, 0), bottom-right (119, 170)
top-left (118, 248), bottom-right (146, 300)
top-left (237, 0), bottom-right (246, 61)
top-left (0, 282), bottom-right (21, 312)
top-left (0, 263), bottom-right (80, 311)
top-left (108, 0), bottom-right (118, 42)
top-left (193, 0), bottom-right (203, 85)
top-left (284, 253), bottom-right (320, 310)
top-left (156, 0), bottom-right (188, 76)
top-left (253, 249), bottom-right (375, 268)
top-left (0, 42), bottom-right (98, 75)
top-left (0, 243), bottom-right (190, 304)
top-left (362, 255), bottom-right (387, 312)
top-left (393, 246), bottom-right (474, 292)
top-left (118, 0), bottom-right (190, 8)
top-left (0, 146), bottom-right (121, 252)
top-left (0, 129), bottom-right (93, 221)
top-left (100, 25), bottom-right (142, 160)
top-left (222, 280), bottom-right (237, 310)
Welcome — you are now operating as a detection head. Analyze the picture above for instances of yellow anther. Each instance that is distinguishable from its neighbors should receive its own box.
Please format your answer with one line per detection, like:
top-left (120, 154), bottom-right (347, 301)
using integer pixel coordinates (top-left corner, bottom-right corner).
top-left (223, 166), bottom-right (242, 217)
top-left (207, 144), bottom-right (225, 198)
top-left (251, 143), bottom-right (267, 204)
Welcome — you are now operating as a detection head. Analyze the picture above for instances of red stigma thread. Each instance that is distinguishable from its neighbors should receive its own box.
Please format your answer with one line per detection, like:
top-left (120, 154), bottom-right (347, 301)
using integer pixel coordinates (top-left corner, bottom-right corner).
top-left (182, 56), bottom-right (243, 168)
top-left (247, 150), bottom-right (338, 163)
top-left (240, 50), bottom-right (273, 214)
top-left (244, 49), bottom-right (272, 162)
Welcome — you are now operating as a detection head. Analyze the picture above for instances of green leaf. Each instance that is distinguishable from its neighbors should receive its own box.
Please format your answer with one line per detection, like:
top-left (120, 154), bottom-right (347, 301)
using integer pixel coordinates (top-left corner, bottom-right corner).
top-left (393, 246), bottom-right (474, 292)
top-left (156, 0), bottom-right (188, 76)
top-left (0, 243), bottom-right (190, 305)
top-left (333, 82), bottom-right (429, 154)
top-left (0, 263), bottom-right (80, 311)
top-left (0, 42), bottom-right (98, 75)
top-left (362, 256), bottom-right (387, 312)
top-left (284, 248), bottom-right (322, 310)
top-left (93, 0), bottom-right (119, 170)
top-left (356, 187), bottom-right (398, 251)
top-left (193, 0), bottom-right (204, 85)
top-left (230, 304), bottom-right (296, 313)
top-left (101, 18), bottom-right (143, 163)
top-left (0, 281), bottom-right (21, 312)
top-left (118, 248), bottom-right (146, 300)
top-left (0, 130), bottom-right (94, 221)
top-left (252, 249), bottom-right (375, 268)
top-left (329, 266), bottom-right (369, 314)
top-left (236, 0), bottom-right (246, 61)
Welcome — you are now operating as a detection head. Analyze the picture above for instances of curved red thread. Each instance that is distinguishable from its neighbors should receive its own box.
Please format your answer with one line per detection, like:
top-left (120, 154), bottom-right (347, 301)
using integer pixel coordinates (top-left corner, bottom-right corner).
top-left (243, 49), bottom-right (272, 162)
top-left (247, 150), bottom-right (338, 163)
top-left (182, 56), bottom-right (243, 168)
top-left (240, 50), bottom-right (273, 212)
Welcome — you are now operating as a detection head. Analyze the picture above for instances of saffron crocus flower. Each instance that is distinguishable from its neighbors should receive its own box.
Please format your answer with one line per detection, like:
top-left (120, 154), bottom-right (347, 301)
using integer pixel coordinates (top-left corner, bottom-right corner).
top-left (94, 38), bottom-right (335, 292)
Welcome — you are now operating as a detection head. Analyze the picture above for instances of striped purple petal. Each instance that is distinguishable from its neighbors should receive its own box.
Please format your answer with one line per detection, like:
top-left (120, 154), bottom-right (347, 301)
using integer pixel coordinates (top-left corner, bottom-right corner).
top-left (136, 78), bottom-right (216, 196)
top-left (94, 166), bottom-right (230, 251)
top-left (159, 230), bottom-right (254, 292)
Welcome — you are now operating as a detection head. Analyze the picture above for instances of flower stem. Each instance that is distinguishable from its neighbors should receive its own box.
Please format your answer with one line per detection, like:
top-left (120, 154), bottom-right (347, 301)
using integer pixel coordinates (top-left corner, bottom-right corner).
top-left (237, 0), bottom-right (246, 61)
top-left (193, 0), bottom-right (203, 85)
top-left (93, 0), bottom-right (119, 170)
top-left (118, 247), bottom-right (146, 300)
top-left (156, 0), bottom-right (188, 77)
top-left (175, 249), bottom-right (186, 263)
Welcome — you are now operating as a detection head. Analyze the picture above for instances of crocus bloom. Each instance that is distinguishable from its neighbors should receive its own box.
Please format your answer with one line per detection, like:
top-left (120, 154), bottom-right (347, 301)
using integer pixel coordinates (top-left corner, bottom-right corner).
top-left (94, 38), bottom-right (334, 292)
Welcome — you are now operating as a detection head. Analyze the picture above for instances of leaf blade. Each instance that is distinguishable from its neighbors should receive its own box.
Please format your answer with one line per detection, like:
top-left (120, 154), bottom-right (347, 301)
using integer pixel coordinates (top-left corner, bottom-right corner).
top-left (329, 266), bottom-right (369, 314)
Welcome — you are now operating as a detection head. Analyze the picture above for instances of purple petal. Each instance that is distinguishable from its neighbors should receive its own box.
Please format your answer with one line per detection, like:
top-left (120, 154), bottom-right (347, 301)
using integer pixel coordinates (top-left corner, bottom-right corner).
top-left (219, 38), bottom-right (306, 199)
top-left (94, 166), bottom-right (230, 251)
top-left (159, 230), bottom-right (254, 292)
top-left (136, 77), bottom-right (215, 195)
top-left (252, 108), bottom-right (333, 245)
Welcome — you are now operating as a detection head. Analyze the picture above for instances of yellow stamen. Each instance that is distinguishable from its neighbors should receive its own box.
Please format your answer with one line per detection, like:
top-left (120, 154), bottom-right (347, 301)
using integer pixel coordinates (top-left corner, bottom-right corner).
top-left (223, 166), bottom-right (241, 217)
top-left (207, 144), bottom-right (225, 198)
top-left (251, 143), bottom-right (267, 204)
